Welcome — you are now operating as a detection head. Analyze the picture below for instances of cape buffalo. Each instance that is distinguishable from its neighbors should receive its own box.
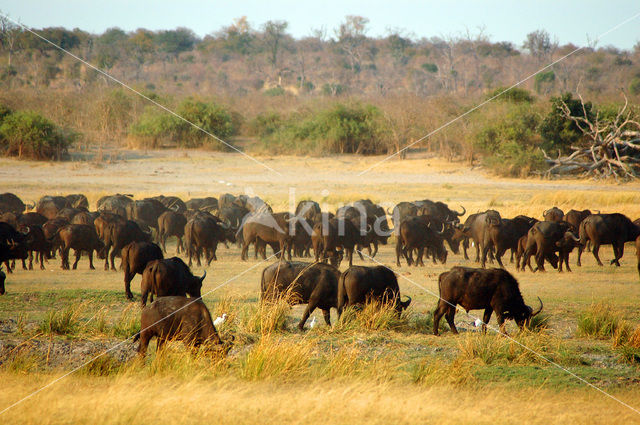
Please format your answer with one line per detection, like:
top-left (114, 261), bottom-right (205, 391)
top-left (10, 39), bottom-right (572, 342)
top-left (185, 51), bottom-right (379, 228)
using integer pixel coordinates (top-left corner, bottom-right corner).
top-left (186, 197), bottom-right (219, 212)
top-left (140, 257), bottom-right (205, 306)
top-left (261, 261), bottom-right (341, 329)
top-left (135, 296), bottom-right (225, 357)
top-left (121, 241), bottom-right (163, 300)
top-left (543, 207), bottom-right (564, 222)
top-left (56, 224), bottom-right (104, 270)
top-left (337, 265), bottom-right (411, 317)
top-left (578, 213), bottom-right (640, 267)
top-left (0, 222), bottom-right (29, 271)
top-left (185, 215), bottom-right (232, 266)
top-left (0, 193), bottom-right (29, 215)
top-left (521, 221), bottom-right (570, 272)
top-left (434, 266), bottom-right (543, 335)
top-left (36, 196), bottom-right (70, 219)
top-left (481, 215), bottom-right (537, 268)
top-left (563, 209), bottom-right (592, 230)
top-left (99, 219), bottom-right (150, 271)
top-left (97, 194), bottom-right (133, 218)
top-left (313, 217), bottom-right (365, 268)
top-left (158, 211), bottom-right (187, 253)
top-left (395, 216), bottom-right (447, 266)
top-left (65, 194), bottom-right (89, 209)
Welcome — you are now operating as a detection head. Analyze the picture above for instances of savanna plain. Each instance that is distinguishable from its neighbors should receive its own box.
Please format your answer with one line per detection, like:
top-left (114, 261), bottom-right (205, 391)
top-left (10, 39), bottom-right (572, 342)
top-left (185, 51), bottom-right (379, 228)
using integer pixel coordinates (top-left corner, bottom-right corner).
top-left (1, 151), bottom-right (640, 425)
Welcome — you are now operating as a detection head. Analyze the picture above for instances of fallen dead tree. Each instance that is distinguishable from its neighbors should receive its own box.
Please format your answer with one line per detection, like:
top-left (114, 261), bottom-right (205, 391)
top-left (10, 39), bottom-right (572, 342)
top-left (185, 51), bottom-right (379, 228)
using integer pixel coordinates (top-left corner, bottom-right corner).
top-left (542, 93), bottom-right (640, 180)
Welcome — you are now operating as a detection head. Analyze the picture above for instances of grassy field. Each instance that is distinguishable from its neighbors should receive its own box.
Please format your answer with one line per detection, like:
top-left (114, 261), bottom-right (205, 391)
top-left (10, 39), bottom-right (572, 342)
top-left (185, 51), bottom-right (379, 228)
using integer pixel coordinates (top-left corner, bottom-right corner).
top-left (1, 150), bottom-right (640, 424)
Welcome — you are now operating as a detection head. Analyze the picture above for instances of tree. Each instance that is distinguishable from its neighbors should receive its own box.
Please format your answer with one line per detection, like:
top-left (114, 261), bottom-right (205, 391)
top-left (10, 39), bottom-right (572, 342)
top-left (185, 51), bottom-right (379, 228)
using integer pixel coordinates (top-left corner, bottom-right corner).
top-left (0, 13), bottom-right (20, 67)
top-left (262, 20), bottom-right (289, 69)
top-left (94, 27), bottom-right (128, 70)
top-left (221, 16), bottom-right (255, 55)
top-left (386, 29), bottom-right (413, 67)
top-left (128, 28), bottom-right (155, 66)
top-left (523, 30), bottom-right (557, 63)
top-left (335, 15), bottom-right (370, 73)
top-left (155, 27), bottom-right (198, 61)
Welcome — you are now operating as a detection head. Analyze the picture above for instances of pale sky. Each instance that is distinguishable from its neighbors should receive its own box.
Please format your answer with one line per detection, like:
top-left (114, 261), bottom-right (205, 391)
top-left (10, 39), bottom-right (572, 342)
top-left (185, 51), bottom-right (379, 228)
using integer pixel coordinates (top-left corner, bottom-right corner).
top-left (2, 0), bottom-right (639, 50)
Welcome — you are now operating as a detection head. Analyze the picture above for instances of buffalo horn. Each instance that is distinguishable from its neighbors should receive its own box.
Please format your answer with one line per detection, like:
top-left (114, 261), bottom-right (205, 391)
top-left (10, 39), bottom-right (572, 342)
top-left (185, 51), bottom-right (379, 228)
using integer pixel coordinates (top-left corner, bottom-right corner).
top-left (454, 205), bottom-right (466, 216)
top-left (20, 226), bottom-right (30, 235)
top-left (532, 297), bottom-right (543, 317)
top-left (402, 295), bottom-right (412, 307)
top-left (219, 221), bottom-right (230, 229)
top-left (386, 207), bottom-right (394, 215)
top-left (26, 201), bottom-right (36, 210)
top-left (200, 270), bottom-right (207, 282)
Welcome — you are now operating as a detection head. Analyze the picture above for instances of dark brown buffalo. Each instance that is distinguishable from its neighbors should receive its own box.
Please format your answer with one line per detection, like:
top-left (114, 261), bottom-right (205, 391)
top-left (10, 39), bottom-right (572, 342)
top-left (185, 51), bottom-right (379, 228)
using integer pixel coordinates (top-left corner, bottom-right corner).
top-left (0, 212), bottom-right (18, 228)
top-left (56, 207), bottom-right (85, 222)
top-left (0, 193), bottom-right (29, 215)
top-left (121, 241), bottom-right (163, 300)
top-left (157, 211), bottom-right (187, 253)
top-left (65, 194), bottom-right (89, 209)
top-left (555, 231), bottom-right (582, 272)
top-left (71, 210), bottom-right (98, 225)
top-left (241, 212), bottom-right (294, 261)
top-left (97, 194), bottom-right (133, 218)
top-left (135, 296), bottom-right (224, 357)
top-left (578, 213), bottom-right (640, 267)
top-left (481, 215), bottom-right (537, 268)
top-left (515, 234), bottom-right (529, 271)
top-left (94, 212), bottom-right (126, 243)
top-left (313, 217), bottom-right (366, 267)
top-left (414, 199), bottom-right (466, 223)
top-left (36, 196), bottom-right (70, 219)
top-left (42, 217), bottom-right (69, 257)
top-left (218, 193), bottom-right (237, 210)
top-left (18, 212), bottom-right (48, 227)
top-left (521, 221), bottom-right (571, 272)
top-left (218, 205), bottom-right (249, 228)
top-left (465, 210), bottom-right (501, 263)
top-left (100, 219), bottom-right (151, 271)
top-left (338, 201), bottom-right (389, 258)
top-left (0, 266), bottom-right (5, 294)
top-left (389, 201), bottom-right (418, 233)
top-left (186, 197), bottom-right (219, 212)
top-left (295, 200), bottom-right (322, 223)
top-left (140, 257), bottom-right (205, 306)
top-left (395, 216), bottom-right (447, 266)
top-left (0, 222), bottom-right (29, 270)
top-left (185, 216), bottom-right (233, 266)
top-left (563, 209), bottom-right (592, 230)
top-left (56, 224), bottom-right (104, 270)
top-left (18, 225), bottom-right (51, 270)
top-left (434, 266), bottom-right (542, 335)
top-left (543, 207), bottom-right (564, 222)
top-left (261, 261), bottom-right (341, 329)
top-left (337, 265), bottom-right (411, 316)
top-left (635, 236), bottom-right (640, 279)
top-left (151, 195), bottom-right (187, 213)
top-left (127, 199), bottom-right (168, 232)
top-left (453, 212), bottom-right (483, 260)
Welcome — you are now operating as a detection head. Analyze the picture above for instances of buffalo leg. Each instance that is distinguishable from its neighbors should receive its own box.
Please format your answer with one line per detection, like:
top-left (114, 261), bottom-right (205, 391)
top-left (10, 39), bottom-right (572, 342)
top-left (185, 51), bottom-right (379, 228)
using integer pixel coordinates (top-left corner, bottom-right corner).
top-left (577, 244), bottom-right (584, 267)
top-left (298, 304), bottom-right (316, 330)
top-left (177, 237), bottom-right (183, 254)
top-left (610, 242), bottom-right (623, 266)
top-left (356, 244), bottom-right (365, 261)
top-left (103, 245), bottom-right (111, 271)
top-left (444, 307), bottom-right (457, 334)
top-left (137, 331), bottom-right (152, 357)
top-left (347, 248), bottom-right (353, 267)
top-left (462, 238), bottom-right (470, 260)
top-left (124, 272), bottom-right (134, 300)
top-left (371, 241), bottom-right (379, 258)
top-left (72, 249), bottom-right (81, 270)
top-left (322, 309), bottom-right (331, 326)
top-left (109, 248), bottom-right (117, 271)
top-left (592, 243), bottom-right (604, 266)
top-left (433, 302), bottom-right (447, 336)
top-left (395, 240), bottom-right (403, 266)
top-left (482, 308), bottom-right (493, 334)
top-left (88, 250), bottom-right (95, 270)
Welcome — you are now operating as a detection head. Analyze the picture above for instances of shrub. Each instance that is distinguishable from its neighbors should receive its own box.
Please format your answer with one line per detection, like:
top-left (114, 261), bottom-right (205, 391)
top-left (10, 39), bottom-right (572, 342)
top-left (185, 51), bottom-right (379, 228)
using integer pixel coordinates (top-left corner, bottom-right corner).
top-left (334, 299), bottom-right (409, 332)
top-left (239, 336), bottom-right (313, 380)
top-left (629, 78), bottom-right (640, 96)
top-left (487, 86), bottom-right (534, 103)
top-left (0, 110), bottom-right (74, 160)
top-left (128, 98), bottom-right (236, 149)
top-left (39, 303), bottom-right (83, 335)
top-left (538, 92), bottom-right (594, 153)
top-left (263, 87), bottom-right (285, 97)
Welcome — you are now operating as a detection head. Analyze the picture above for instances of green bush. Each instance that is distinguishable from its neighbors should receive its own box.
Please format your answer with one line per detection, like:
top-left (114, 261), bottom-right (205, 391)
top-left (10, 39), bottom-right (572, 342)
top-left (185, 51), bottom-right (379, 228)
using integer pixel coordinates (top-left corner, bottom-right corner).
top-left (129, 98), bottom-right (236, 149)
top-left (577, 302), bottom-right (622, 339)
top-left (487, 86), bottom-right (534, 103)
top-left (538, 92), bottom-right (593, 153)
top-left (247, 112), bottom-right (284, 138)
top-left (629, 78), bottom-right (640, 96)
top-left (263, 87), bottom-right (285, 97)
top-left (261, 103), bottom-right (389, 155)
top-left (0, 110), bottom-right (74, 160)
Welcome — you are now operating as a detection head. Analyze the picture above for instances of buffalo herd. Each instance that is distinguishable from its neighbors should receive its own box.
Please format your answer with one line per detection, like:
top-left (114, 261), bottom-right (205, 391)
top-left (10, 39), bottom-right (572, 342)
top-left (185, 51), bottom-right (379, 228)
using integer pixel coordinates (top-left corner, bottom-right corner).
top-left (1, 192), bottom-right (639, 354)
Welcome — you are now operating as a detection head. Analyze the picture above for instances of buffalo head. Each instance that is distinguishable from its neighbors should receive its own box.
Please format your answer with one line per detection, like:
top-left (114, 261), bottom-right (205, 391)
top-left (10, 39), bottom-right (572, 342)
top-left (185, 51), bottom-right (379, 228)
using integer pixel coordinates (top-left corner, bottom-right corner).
top-left (187, 270), bottom-right (207, 298)
top-left (509, 297), bottom-right (543, 328)
top-left (394, 295), bottom-right (411, 312)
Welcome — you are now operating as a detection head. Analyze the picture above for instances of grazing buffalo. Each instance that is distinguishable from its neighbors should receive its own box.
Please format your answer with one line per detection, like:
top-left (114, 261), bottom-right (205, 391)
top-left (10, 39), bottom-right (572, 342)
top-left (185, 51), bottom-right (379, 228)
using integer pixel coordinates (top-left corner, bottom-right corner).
top-left (157, 211), bottom-right (187, 253)
top-left (99, 219), bottom-right (150, 271)
top-left (135, 296), bottom-right (225, 357)
top-left (543, 207), bottom-right (564, 222)
top-left (434, 266), bottom-right (543, 335)
top-left (521, 221), bottom-right (572, 272)
top-left (261, 261), bottom-right (341, 329)
top-left (395, 216), bottom-right (447, 266)
top-left (241, 212), bottom-right (294, 261)
top-left (0, 193), bottom-right (30, 215)
top-left (56, 224), bottom-right (104, 270)
top-left (97, 194), bottom-right (133, 218)
top-left (140, 257), bottom-right (205, 306)
top-left (337, 265), bottom-right (411, 316)
top-left (0, 266), bottom-right (5, 294)
top-left (36, 196), bottom-right (70, 219)
top-left (578, 213), bottom-right (640, 267)
top-left (65, 194), bottom-right (89, 209)
top-left (121, 241), bottom-right (163, 300)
